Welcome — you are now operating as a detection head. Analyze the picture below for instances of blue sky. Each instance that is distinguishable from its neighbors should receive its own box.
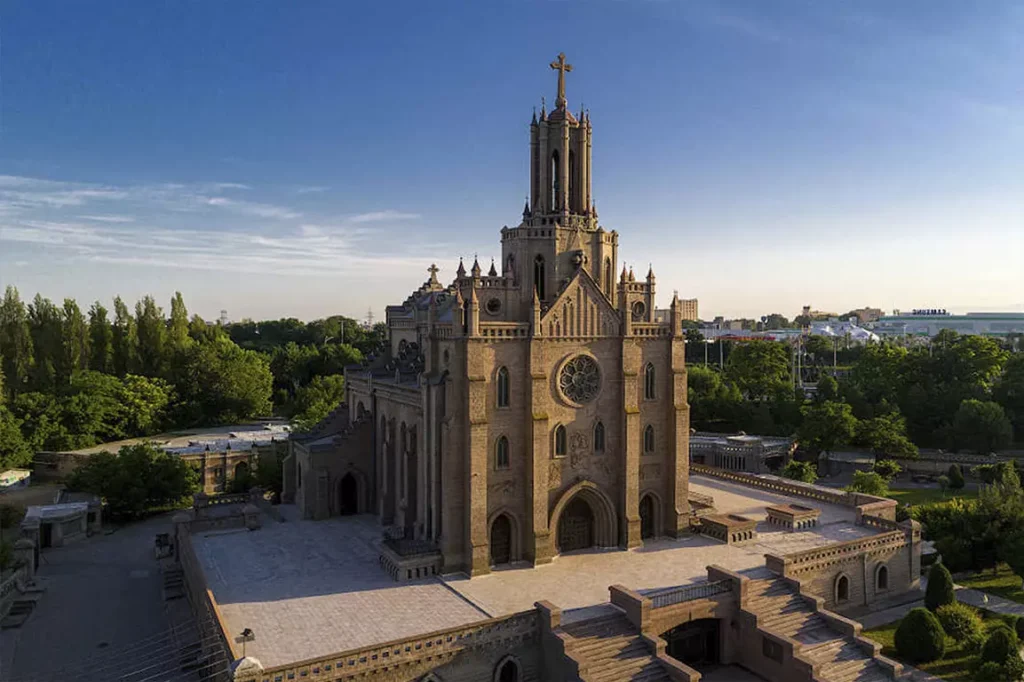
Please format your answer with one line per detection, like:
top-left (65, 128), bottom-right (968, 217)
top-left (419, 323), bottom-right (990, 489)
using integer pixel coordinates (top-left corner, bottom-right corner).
top-left (1, 0), bottom-right (1021, 322)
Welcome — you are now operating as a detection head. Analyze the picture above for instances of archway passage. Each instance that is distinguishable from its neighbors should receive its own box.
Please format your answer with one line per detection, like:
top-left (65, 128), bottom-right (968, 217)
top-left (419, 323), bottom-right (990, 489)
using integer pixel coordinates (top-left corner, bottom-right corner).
top-left (234, 461), bottom-right (249, 481)
top-left (836, 574), bottom-right (850, 602)
top-left (491, 514), bottom-right (512, 566)
top-left (338, 473), bottom-right (358, 515)
top-left (663, 619), bottom-right (720, 669)
top-left (497, 659), bottom-right (519, 682)
top-left (558, 497), bottom-right (595, 552)
top-left (639, 495), bottom-right (655, 539)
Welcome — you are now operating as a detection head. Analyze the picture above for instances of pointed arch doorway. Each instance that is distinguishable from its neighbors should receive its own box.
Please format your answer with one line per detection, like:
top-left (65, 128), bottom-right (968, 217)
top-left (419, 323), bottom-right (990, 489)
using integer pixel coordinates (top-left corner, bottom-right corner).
top-left (557, 497), bottom-right (595, 552)
top-left (338, 472), bottom-right (358, 515)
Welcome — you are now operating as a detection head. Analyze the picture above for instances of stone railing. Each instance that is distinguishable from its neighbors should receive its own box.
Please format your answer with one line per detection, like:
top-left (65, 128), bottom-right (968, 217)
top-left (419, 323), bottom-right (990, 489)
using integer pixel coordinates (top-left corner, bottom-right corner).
top-left (690, 465), bottom-right (851, 506)
top-left (175, 527), bottom-right (238, 673)
top-left (0, 564), bottom-right (28, 617)
top-left (631, 323), bottom-right (671, 338)
top-left (434, 324), bottom-right (454, 339)
top-left (765, 530), bottom-right (908, 578)
top-left (649, 580), bottom-right (732, 609)
top-left (688, 491), bottom-right (715, 508)
top-left (241, 610), bottom-right (539, 682)
top-left (859, 514), bottom-right (900, 532)
top-left (690, 465), bottom-right (897, 522)
top-left (478, 322), bottom-right (531, 339)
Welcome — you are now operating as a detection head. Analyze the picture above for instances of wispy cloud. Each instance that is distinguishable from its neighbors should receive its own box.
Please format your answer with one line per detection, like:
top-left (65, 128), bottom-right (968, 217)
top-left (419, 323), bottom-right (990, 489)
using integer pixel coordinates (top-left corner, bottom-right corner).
top-left (0, 174), bottom-right (441, 278)
top-left (78, 214), bottom-right (136, 223)
top-left (347, 210), bottom-right (420, 224)
top-left (295, 185), bottom-right (329, 194)
top-left (206, 196), bottom-right (302, 220)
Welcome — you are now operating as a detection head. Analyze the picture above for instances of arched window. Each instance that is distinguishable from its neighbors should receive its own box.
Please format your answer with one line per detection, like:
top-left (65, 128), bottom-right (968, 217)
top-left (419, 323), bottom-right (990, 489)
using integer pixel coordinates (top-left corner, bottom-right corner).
top-left (604, 257), bottom-right (613, 295)
top-left (593, 421), bottom-right (605, 453)
top-left (550, 149), bottom-right (561, 209)
top-left (876, 565), bottom-right (889, 591)
top-left (643, 425), bottom-right (655, 454)
top-left (496, 367), bottom-right (510, 408)
top-left (568, 149), bottom-right (576, 210)
top-left (554, 425), bottom-right (567, 457)
top-left (495, 436), bottom-right (510, 470)
top-left (534, 255), bottom-right (546, 300)
top-left (644, 363), bottom-right (656, 400)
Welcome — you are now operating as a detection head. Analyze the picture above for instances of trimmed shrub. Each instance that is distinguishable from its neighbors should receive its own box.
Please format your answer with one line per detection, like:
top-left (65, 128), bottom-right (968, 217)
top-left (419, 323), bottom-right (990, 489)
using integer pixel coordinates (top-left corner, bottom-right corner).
top-left (947, 463), bottom-right (965, 490)
top-left (925, 563), bottom-right (957, 612)
top-left (895, 608), bottom-right (946, 663)
top-left (936, 603), bottom-right (983, 642)
top-left (980, 626), bottom-right (1018, 667)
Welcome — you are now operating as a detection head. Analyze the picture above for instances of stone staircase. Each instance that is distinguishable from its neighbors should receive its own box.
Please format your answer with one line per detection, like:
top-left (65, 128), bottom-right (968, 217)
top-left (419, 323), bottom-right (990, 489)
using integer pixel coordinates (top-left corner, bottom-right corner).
top-left (559, 613), bottom-right (672, 682)
top-left (745, 574), bottom-right (896, 682)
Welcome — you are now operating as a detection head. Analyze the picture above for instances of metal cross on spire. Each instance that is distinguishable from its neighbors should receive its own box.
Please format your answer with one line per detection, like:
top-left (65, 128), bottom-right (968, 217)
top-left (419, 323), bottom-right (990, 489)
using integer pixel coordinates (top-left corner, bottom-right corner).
top-left (550, 52), bottom-right (573, 110)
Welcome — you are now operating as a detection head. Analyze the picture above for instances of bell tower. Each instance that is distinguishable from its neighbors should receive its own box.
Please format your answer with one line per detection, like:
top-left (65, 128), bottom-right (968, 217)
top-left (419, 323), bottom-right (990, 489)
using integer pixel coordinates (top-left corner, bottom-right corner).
top-left (503, 54), bottom-right (619, 311)
top-left (530, 53), bottom-right (593, 217)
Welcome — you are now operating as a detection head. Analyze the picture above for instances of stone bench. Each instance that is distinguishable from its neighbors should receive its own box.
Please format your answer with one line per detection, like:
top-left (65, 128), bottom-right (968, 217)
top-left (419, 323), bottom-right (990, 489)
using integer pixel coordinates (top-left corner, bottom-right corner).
top-left (765, 503), bottom-right (821, 531)
top-left (700, 514), bottom-right (758, 545)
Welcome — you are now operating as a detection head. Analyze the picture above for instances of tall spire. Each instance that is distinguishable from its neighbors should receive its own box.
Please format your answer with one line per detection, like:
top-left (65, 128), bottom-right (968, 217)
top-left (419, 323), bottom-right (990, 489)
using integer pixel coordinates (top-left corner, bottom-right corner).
top-left (549, 52), bottom-right (573, 110)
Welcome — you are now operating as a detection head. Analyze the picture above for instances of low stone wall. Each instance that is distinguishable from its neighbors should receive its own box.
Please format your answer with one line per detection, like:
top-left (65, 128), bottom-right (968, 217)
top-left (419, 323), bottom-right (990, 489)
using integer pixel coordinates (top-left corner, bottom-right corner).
top-left (235, 610), bottom-right (542, 682)
top-left (690, 464), bottom-right (897, 519)
top-left (175, 526), bottom-right (237, 680)
top-left (0, 563), bottom-right (28, 618)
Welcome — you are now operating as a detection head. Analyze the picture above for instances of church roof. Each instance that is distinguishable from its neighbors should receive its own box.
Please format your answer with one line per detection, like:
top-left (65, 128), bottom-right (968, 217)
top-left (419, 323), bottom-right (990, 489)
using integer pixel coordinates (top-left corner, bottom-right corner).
top-left (545, 107), bottom-right (578, 124)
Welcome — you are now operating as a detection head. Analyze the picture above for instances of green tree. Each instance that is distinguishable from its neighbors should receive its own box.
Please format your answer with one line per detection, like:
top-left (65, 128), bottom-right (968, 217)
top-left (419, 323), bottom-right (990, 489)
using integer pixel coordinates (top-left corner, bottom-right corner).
top-left (815, 375), bottom-right (839, 402)
top-left (0, 405), bottom-right (32, 469)
top-left (0, 286), bottom-right (34, 397)
top-left (762, 313), bottom-right (791, 329)
top-left (873, 459), bottom-right (902, 482)
top-left (895, 607), bottom-right (945, 663)
top-left (847, 470), bottom-right (890, 497)
top-left (842, 343), bottom-right (908, 417)
top-left (798, 400), bottom-right (857, 455)
top-left (172, 336), bottom-right (273, 425)
top-left (27, 294), bottom-right (62, 390)
top-left (135, 295), bottom-right (166, 376)
top-left (167, 291), bottom-right (191, 354)
top-left (980, 626), bottom-right (1018, 668)
top-left (855, 411), bottom-right (919, 459)
top-left (953, 399), bottom-right (1013, 453)
top-left (925, 563), bottom-right (957, 612)
top-left (88, 302), bottom-right (113, 373)
top-left (780, 460), bottom-right (817, 484)
top-left (947, 463), bottom-right (965, 490)
top-left (290, 374), bottom-right (346, 431)
top-left (725, 340), bottom-right (791, 400)
top-left (65, 442), bottom-right (199, 519)
top-left (111, 296), bottom-right (137, 376)
top-left (994, 354), bottom-right (1024, 442)
top-left (998, 531), bottom-right (1024, 591)
top-left (60, 298), bottom-right (90, 380)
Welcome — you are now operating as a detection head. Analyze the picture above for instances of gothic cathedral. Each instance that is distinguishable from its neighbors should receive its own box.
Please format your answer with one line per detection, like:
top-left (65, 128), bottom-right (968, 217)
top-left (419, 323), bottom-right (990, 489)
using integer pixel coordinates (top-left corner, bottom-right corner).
top-left (285, 54), bottom-right (692, 577)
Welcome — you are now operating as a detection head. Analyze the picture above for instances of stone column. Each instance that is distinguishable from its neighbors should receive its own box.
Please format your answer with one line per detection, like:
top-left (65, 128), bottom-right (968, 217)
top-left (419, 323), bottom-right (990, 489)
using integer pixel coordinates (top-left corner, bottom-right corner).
top-left (529, 338), bottom-right (553, 565)
top-left (622, 342), bottom-right (642, 548)
top-left (668, 336), bottom-right (691, 537)
top-left (466, 372), bottom-right (490, 576)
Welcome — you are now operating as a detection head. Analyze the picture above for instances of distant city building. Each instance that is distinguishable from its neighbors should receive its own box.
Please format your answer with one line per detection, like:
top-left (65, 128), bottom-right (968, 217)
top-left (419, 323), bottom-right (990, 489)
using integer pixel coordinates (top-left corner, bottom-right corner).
top-left (873, 311), bottom-right (1024, 338)
top-left (848, 307), bottom-right (884, 324)
top-left (801, 305), bottom-right (838, 320)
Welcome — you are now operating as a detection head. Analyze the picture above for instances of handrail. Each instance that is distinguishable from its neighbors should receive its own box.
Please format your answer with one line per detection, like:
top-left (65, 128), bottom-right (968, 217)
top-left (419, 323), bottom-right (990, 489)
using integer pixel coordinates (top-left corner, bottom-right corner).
top-left (649, 580), bottom-right (732, 609)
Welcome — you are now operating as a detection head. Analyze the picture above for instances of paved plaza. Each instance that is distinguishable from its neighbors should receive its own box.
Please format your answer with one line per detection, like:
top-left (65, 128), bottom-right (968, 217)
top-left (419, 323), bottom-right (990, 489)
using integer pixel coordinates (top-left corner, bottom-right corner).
top-left (193, 474), bottom-right (878, 667)
top-left (3, 514), bottom-right (176, 680)
top-left (193, 515), bottom-right (489, 668)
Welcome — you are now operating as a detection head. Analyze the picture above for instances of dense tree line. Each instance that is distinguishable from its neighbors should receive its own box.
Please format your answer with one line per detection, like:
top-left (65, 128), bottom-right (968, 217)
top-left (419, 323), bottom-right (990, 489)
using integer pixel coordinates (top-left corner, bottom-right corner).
top-left (0, 286), bottom-right (386, 469)
top-left (688, 332), bottom-right (1022, 455)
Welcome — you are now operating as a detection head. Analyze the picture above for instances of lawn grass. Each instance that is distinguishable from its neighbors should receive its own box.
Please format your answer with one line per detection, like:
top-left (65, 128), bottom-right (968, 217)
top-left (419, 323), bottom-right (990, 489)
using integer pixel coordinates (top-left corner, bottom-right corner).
top-left (957, 564), bottom-right (1024, 605)
top-left (887, 487), bottom-right (978, 508)
top-left (863, 610), bottom-right (1006, 682)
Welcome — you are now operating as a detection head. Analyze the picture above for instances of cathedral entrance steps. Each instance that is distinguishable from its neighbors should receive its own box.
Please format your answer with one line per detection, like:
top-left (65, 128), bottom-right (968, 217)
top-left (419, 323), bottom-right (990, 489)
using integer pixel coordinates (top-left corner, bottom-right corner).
top-left (742, 577), bottom-right (899, 682)
top-left (559, 613), bottom-right (672, 682)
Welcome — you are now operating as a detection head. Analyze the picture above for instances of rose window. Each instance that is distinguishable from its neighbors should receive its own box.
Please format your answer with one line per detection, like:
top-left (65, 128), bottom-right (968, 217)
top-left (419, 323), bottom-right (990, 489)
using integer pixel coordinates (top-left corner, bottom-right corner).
top-left (559, 355), bottom-right (601, 404)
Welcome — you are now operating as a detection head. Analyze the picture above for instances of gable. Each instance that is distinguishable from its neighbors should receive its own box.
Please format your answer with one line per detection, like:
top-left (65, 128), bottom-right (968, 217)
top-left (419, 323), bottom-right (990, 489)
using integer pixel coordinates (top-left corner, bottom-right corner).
top-left (540, 269), bottom-right (621, 338)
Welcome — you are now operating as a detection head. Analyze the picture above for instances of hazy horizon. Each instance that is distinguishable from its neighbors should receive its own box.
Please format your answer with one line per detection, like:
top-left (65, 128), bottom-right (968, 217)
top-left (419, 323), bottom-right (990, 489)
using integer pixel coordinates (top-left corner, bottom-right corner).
top-left (2, 1), bottom-right (1021, 322)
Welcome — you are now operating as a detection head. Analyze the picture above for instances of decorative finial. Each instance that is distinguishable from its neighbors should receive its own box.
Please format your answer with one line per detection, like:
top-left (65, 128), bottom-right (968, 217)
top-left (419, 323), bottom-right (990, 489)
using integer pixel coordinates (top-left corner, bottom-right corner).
top-left (456, 257), bottom-right (466, 278)
top-left (523, 197), bottom-right (531, 218)
top-left (620, 264), bottom-right (628, 283)
top-left (628, 266), bottom-right (636, 282)
top-left (540, 97), bottom-right (546, 120)
top-left (533, 285), bottom-right (541, 305)
top-left (647, 263), bottom-right (655, 280)
top-left (531, 107), bottom-right (537, 125)
top-left (471, 255), bottom-right (481, 278)
top-left (549, 52), bottom-right (573, 110)
top-left (488, 259), bottom-right (497, 277)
